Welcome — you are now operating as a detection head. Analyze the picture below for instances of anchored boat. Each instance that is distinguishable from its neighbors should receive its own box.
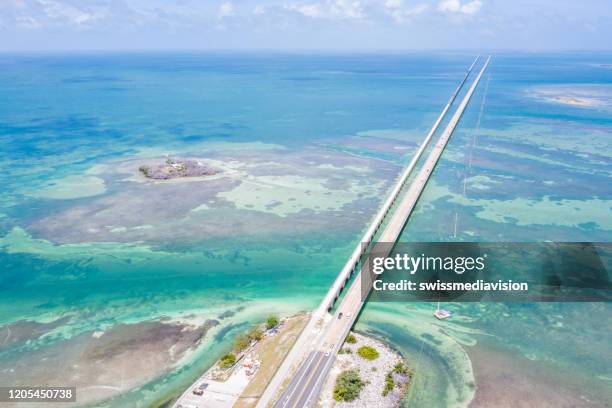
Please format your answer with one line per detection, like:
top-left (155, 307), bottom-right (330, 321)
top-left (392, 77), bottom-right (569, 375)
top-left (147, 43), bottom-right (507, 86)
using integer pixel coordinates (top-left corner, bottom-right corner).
top-left (434, 301), bottom-right (452, 320)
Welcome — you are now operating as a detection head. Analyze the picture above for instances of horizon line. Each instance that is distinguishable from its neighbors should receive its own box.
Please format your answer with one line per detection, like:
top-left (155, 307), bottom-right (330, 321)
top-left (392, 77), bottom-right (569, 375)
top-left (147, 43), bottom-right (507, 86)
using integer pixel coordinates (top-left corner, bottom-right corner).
top-left (1, 48), bottom-right (612, 55)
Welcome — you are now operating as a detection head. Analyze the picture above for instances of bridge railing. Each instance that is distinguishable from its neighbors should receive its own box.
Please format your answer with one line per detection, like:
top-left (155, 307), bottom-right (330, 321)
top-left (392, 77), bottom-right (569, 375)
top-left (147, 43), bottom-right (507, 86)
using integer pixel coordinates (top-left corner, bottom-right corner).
top-left (316, 56), bottom-right (480, 316)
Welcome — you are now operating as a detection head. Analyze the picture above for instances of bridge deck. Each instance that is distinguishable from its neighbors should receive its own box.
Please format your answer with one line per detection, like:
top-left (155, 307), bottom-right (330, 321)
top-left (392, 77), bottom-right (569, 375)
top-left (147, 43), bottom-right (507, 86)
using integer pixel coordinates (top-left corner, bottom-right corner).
top-left (258, 56), bottom-right (491, 408)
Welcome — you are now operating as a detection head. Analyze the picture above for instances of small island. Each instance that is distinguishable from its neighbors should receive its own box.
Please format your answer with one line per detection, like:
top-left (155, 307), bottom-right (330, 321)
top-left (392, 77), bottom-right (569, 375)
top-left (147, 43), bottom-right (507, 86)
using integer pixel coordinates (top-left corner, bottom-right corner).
top-left (139, 157), bottom-right (220, 180)
top-left (319, 332), bottom-right (411, 407)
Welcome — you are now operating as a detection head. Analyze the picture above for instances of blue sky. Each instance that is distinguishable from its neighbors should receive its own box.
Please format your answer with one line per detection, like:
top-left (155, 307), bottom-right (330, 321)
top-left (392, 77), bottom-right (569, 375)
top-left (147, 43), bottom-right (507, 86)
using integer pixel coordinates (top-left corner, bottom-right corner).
top-left (1, 0), bottom-right (611, 51)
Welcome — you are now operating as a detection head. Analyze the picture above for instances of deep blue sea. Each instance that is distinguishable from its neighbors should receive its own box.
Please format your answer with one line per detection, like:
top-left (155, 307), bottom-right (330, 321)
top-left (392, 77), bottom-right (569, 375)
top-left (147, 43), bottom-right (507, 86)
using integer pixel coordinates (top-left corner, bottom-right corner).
top-left (0, 52), bottom-right (610, 407)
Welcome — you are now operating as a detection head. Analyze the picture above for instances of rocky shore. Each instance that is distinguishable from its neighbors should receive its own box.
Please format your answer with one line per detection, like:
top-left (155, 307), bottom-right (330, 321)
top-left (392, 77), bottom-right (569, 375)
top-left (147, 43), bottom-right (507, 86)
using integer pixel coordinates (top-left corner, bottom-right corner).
top-left (139, 157), bottom-right (220, 180)
top-left (318, 332), bottom-right (410, 408)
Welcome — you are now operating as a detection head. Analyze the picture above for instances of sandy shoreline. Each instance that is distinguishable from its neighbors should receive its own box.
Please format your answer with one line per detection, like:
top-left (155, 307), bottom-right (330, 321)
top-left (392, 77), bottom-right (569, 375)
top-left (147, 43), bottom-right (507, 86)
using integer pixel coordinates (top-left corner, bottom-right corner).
top-left (0, 318), bottom-right (218, 407)
top-left (529, 84), bottom-right (612, 109)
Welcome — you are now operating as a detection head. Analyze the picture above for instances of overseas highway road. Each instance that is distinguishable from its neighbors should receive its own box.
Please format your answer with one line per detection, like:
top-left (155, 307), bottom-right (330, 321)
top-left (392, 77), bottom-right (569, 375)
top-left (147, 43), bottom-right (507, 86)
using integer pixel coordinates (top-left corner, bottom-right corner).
top-left (259, 56), bottom-right (491, 408)
top-left (274, 351), bottom-right (334, 408)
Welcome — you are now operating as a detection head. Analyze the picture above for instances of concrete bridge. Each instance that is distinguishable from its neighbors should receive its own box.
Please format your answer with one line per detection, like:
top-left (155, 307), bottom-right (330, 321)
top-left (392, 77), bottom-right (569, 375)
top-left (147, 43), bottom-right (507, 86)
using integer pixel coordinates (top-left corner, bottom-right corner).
top-left (316, 55), bottom-right (481, 317)
top-left (257, 55), bottom-right (492, 408)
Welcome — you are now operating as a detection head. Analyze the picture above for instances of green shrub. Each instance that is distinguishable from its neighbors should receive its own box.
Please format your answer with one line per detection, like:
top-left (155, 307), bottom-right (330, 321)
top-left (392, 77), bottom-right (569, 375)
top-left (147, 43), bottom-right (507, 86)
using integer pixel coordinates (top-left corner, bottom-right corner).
top-left (345, 334), bottom-right (357, 344)
top-left (333, 370), bottom-right (364, 402)
top-left (339, 347), bottom-right (352, 354)
top-left (393, 362), bottom-right (409, 375)
top-left (234, 325), bottom-right (264, 352)
top-left (266, 315), bottom-right (280, 329)
top-left (357, 345), bottom-right (379, 361)
top-left (138, 165), bottom-right (150, 176)
top-left (219, 353), bottom-right (236, 369)
top-left (247, 326), bottom-right (263, 341)
top-left (382, 372), bottom-right (395, 396)
top-left (234, 334), bottom-right (249, 352)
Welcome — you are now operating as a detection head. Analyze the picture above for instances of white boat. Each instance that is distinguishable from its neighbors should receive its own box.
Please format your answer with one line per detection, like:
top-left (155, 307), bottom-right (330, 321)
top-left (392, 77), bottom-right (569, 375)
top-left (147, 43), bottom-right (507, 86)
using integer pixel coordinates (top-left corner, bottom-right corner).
top-left (434, 300), bottom-right (452, 319)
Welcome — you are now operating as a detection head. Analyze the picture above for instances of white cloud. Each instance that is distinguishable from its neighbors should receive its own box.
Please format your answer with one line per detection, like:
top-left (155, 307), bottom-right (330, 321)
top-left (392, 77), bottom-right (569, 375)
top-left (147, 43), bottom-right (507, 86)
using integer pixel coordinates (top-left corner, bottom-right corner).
top-left (286, 0), bottom-right (365, 20)
top-left (291, 3), bottom-right (322, 18)
top-left (438, 0), bottom-right (482, 15)
top-left (253, 5), bottom-right (266, 15)
top-left (385, 0), bottom-right (403, 9)
top-left (329, 0), bottom-right (364, 19)
top-left (37, 0), bottom-right (104, 27)
top-left (460, 0), bottom-right (482, 15)
top-left (384, 0), bottom-right (428, 22)
top-left (438, 0), bottom-right (459, 12)
top-left (16, 15), bottom-right (41, 29)
top-left (218, 1), bottom-right (235, 19)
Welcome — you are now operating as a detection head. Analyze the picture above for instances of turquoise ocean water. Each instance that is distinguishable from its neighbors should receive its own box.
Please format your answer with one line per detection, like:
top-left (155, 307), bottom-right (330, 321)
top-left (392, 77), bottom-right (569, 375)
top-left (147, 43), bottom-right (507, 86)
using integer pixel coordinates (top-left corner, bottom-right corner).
top-left (0, 52), bottom-right (610, 406)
